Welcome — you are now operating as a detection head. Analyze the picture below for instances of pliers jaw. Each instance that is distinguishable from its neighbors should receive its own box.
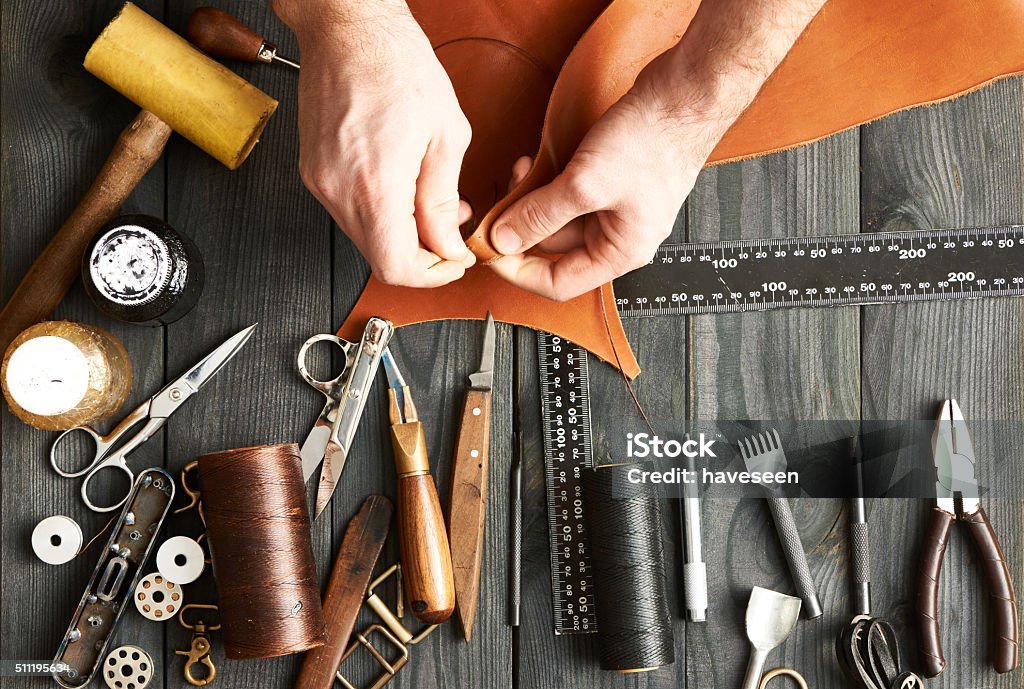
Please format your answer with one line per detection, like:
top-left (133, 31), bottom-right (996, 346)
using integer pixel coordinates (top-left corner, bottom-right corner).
top-left (931, 399), bottom-right (980, 516)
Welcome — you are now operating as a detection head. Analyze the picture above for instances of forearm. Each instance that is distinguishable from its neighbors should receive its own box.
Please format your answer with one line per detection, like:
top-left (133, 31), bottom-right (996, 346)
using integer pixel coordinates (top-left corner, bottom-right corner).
top-left (271, 0), bottom-right (414, 40)
top-left (638, 0), bottom-right (826, 155)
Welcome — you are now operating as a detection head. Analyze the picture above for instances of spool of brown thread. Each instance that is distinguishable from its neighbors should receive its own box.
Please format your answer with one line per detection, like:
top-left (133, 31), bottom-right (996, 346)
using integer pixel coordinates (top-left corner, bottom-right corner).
top-left (197, 443), bottom-right (326, 659)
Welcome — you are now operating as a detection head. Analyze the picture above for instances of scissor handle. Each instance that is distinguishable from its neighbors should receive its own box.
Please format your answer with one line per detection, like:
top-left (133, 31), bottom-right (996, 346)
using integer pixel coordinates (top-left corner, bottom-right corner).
top-left (50, 425), bottom-right (107, 478)
top-left (80, 459), bottom-right (136, 513)
top-left (49, 404), bottom-right (151, 477)
top-left (298, 334), bottom-right (353, 392)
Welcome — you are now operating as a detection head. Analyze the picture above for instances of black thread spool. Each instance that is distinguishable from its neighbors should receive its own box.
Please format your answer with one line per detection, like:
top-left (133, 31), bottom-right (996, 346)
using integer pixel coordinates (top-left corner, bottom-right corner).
top-left (82, 214), bottom-right (204, 325)
top-left (582, 463), bottom-right (675, 672)
top-left (197, 443), bottom-right (326, 659)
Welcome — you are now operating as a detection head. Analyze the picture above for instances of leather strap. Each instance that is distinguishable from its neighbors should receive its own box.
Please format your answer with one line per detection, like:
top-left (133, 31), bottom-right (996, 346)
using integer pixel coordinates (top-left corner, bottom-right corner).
top-left (962, 507), bottom-right (1020, 674)
top-left (838, 617), bottom-right (924, 689)
top-left (293, 496), bottom-right (393, 689)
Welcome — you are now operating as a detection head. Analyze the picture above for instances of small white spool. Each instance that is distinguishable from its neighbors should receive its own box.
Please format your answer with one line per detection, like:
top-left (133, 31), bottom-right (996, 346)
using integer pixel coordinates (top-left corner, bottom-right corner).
top-left (102, 644), bottom-right (154, 689)
top-left (31, 515), bottom-right (83, 565)
top-left (133, 572), bottom-right (183, 621)
top-left (155, 536), bottom-right (205, 585)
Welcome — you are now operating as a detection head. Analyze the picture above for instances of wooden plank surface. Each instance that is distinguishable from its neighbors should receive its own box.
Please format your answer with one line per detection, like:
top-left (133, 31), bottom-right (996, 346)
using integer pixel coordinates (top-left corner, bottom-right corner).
top-left (1, 2), bottom-right (1022, 688)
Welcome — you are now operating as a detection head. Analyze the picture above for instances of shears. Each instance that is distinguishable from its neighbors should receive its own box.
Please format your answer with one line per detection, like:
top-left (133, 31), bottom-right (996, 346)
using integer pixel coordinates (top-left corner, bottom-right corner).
top-left (50, 324), bottom-right (257, 512)
top-left (297, 318), bottom-right (394, 519)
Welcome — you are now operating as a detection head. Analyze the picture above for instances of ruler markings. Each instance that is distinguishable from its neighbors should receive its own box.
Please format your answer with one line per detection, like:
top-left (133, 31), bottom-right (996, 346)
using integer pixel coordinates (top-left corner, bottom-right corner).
top-left (614, 226), bottom-right (1023, 318)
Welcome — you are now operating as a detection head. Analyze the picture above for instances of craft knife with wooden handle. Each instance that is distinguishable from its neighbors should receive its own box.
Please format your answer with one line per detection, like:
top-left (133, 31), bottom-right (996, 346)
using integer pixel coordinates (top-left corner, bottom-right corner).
top-left (447, 313), bottom-right (496, 641)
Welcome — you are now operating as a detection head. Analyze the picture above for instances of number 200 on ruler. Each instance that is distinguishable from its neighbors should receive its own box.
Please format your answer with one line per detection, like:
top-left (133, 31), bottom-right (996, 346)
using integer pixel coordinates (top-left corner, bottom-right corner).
top-left (537, 332), bottom-right (597, 634)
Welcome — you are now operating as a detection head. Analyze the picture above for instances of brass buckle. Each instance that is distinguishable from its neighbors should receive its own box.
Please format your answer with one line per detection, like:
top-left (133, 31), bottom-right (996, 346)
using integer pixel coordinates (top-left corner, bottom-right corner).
top-left (176, 604), bottom-right (220, 686)
top-left (335, 564), bottom-right (438, 689)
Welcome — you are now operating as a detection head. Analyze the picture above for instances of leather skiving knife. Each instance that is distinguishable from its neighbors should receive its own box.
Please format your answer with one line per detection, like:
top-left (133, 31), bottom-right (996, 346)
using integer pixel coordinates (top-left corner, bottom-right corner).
top-left (447, 313), bottom-right (496, 641)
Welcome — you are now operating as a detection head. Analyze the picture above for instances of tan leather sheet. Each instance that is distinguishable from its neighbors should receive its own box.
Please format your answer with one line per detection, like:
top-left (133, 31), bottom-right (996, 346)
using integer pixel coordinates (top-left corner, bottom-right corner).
top-left (341, 0), bottom-right (1024, 377)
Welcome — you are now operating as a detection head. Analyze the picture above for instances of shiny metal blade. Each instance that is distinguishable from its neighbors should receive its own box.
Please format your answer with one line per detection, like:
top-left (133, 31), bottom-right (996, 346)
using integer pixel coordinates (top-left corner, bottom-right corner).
top-left (184, 324), bottom-right (258, 391)
top-left (151, 324), bottom-right (257, 417)
top-left (932, 399), bottom-right (980, 511)
top-left (381, 347), bottom-right (409, 419)
top-left (300, 406), bottom-right (334, 482)
top-left (313, 461), bottom-right (336, 519)
top-left (468, 312), bottom-right (495, 390)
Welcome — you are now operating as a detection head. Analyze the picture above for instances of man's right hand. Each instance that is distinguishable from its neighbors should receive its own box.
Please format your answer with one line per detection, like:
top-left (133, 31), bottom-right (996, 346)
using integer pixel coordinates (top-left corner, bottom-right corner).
top-left (273, 0), bottom-right (475, 287)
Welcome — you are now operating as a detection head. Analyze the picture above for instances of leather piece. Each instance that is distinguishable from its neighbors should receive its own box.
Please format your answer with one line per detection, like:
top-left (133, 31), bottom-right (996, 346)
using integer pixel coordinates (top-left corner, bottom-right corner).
top-left (915, 507), bottom-right (953, 678)
top-left (962, 508), bottom-right (1020, 674)
top-left (339, 268), bottom-right (640, 378)
top-left (341, 0), bottom-right (1024, 375)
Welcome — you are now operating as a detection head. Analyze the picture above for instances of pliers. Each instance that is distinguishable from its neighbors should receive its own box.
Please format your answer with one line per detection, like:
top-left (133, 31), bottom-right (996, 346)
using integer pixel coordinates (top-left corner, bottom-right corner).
top-left (916, 399), bottom-right (1019, 677)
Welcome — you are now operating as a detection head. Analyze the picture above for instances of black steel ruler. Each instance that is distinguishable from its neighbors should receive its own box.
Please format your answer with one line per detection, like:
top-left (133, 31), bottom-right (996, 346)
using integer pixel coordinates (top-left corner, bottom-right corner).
top-left (537, 331), bottom-right (596, 634)
top-left (613, 226), bottom-right (1024, 317)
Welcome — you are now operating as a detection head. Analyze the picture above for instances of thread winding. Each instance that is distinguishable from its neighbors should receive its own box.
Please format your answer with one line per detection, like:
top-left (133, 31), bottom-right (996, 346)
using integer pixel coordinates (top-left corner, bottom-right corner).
top-left (582, 464), bottom-right (675, 672)
top-left (197, 443), bottom-right (326, 659)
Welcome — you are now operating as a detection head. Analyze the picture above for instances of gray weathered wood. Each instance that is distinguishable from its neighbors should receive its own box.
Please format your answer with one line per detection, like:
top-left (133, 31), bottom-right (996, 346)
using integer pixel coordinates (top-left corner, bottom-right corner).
top-left (859, 78), bottom-right (1024, 689)
top-left (1, 2), bottom-right (166, 688)
top-left (2, 2), bottom-right (1022, 686)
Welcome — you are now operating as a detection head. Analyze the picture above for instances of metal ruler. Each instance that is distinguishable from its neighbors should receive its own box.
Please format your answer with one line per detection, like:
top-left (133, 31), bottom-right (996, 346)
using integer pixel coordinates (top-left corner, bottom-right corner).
top-left (614, 226), bottom-right (1024, 317)
top-left (537, 331), bottom-right (596, 634)
top-left (537, 224), bottom-right (1022, 634)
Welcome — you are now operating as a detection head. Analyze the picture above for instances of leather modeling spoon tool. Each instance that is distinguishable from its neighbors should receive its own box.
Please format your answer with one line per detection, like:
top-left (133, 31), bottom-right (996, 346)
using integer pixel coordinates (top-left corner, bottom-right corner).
top-left (447, 313), bottom-right (496, 641)
top-left (381, 347), bottom-right (456, 625)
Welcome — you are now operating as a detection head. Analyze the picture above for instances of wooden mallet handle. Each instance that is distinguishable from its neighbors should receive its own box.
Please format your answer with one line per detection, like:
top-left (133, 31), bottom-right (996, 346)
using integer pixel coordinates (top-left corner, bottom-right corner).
top-left (0, 110), bottom-right (171, 354)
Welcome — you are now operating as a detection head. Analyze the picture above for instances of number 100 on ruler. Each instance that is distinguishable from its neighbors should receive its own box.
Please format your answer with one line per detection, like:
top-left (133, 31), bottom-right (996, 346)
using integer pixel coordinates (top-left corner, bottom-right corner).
top-left (537, 331), bottom-right (597, 634)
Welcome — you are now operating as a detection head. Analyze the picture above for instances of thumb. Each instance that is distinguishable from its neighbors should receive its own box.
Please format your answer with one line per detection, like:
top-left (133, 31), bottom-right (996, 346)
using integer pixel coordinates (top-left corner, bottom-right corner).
top-left (492, 172), bottom-right (597, 255)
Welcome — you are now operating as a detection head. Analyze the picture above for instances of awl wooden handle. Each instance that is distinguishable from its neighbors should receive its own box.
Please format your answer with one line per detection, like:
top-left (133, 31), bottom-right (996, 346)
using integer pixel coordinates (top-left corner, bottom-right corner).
top-left (187, 7), bottom-right (268, 63)
top-left (0, 110), bottom-right (171, 354)
top-left (391, 421), bottom-right (455, 625)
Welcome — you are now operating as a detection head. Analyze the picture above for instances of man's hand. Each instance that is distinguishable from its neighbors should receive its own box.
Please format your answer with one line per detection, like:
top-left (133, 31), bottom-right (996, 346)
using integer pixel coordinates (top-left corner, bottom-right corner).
top-left (273, 0), bottom-right (474, 287)
top-left (490, 0), bottom-right (827, 301)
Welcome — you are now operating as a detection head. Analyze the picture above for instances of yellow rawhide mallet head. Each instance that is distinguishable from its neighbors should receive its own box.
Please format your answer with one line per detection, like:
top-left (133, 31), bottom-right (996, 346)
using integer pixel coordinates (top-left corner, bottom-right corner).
top-left (84, 2), bottom-right (278, 169)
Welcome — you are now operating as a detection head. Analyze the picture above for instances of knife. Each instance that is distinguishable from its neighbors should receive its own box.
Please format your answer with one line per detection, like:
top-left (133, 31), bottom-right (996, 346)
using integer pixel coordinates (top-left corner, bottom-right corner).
top-left (447, 313), bottom-right (496, 641)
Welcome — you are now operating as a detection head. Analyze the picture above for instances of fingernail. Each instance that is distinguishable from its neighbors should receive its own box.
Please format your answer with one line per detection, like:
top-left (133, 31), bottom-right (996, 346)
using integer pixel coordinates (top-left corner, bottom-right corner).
top-left (461, 250), bottom-right (477, 268)
top-left (493, 224), bottom-right (522, 254)
top-left (446, 232), bottom-right (468, 257)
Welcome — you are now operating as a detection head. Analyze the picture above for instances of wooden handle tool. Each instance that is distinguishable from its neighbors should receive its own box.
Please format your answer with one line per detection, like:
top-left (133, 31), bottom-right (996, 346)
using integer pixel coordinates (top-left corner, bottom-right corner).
top-left (294, 496), bottom-right (393, 689)
top-left (382, 349), bottom-right (455, 625)
top-left (187, 7), bottom-right (300, 69)
top-left (446, 313), bottom-right (496, 640)
top-left (0, 3), bottom-right (277, 355)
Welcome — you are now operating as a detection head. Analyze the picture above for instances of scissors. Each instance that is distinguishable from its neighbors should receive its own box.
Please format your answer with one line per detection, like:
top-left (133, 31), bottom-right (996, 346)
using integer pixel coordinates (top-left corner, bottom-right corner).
top-left (297, 318), bottom-right (393, 519)
top-left (50, 324), bottom-right (257, 513)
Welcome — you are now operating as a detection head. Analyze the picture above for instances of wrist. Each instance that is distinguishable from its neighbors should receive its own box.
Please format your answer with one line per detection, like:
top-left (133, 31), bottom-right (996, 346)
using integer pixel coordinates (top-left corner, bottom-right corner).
top-left (271, 0), bottom-right (413, 42)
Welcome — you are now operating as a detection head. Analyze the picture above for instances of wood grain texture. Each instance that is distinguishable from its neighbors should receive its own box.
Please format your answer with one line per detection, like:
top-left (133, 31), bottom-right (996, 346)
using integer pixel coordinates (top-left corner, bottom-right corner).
top-left (448, 387), bottom-right (493, 640)
top-left (395, 470), bottom-right (456, 624)
top-left (859, 77), bottom-right (1024, 689)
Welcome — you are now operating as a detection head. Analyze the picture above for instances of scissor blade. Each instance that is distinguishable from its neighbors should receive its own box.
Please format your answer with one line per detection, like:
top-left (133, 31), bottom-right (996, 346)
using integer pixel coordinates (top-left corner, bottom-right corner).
top-left (468, 312), bottom-right (495, 390)
top-left (150, 324), bottom-right (257, 417)
top-left (313, 441), bottom-right (348, 519)
top-left (300, 410), bottom-right (333, 482)
top-left (184, 324), bottom-right (258, 391)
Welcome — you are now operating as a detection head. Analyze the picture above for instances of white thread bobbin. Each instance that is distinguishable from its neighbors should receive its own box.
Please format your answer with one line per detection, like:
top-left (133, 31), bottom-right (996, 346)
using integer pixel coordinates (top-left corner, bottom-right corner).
top-left (31, 515), bottom-right (83, 565)
top-left (156, 536), bottom-right (205, 585)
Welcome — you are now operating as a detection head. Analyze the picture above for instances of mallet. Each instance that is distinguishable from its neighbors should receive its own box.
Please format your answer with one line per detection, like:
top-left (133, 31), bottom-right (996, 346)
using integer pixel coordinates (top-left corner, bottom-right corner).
top-left (0, 3), bottom-right (277, 354)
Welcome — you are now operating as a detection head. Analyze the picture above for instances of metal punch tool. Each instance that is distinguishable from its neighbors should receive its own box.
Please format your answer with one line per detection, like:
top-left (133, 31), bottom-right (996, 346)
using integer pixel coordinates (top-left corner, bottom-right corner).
top-left (50, 324), bottom-right (256, 512)
top-left (298, 318), bottom-right (394, 519)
